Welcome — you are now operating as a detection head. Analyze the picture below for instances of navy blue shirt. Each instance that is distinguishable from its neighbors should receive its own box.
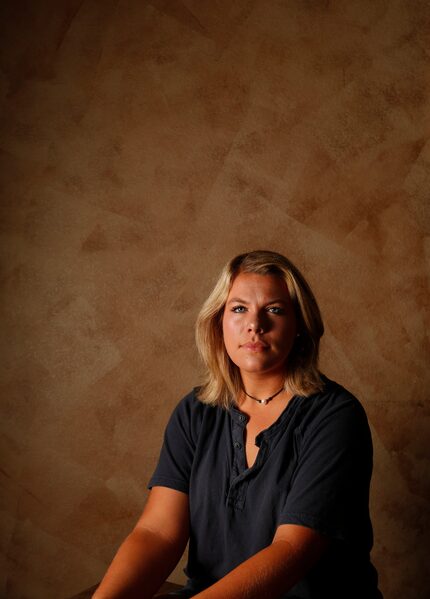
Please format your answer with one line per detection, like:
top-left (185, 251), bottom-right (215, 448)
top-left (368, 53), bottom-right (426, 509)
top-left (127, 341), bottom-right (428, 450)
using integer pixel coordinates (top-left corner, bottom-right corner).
top-left (148, 376), bottom-right (382, 598)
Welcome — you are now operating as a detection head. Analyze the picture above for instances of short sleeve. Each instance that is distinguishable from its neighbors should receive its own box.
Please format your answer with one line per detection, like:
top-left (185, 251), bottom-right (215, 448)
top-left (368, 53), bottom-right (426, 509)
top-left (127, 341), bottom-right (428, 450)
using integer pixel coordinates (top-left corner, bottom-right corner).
top-left (279, 394), bottom-right (373, 545)
top-left (147, 389), bottom-right (201, 495)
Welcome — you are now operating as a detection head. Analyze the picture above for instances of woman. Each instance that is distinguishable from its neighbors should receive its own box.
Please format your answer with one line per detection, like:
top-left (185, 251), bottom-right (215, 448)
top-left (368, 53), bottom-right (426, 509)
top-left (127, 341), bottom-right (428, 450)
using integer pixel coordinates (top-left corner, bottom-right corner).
top-left (94, 250), bottom-right (383, 599)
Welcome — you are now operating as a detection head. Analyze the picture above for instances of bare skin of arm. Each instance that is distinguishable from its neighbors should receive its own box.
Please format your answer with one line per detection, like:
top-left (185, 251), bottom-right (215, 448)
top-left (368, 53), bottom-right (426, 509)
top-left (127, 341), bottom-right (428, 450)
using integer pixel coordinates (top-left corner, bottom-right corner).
top-left (192, 524), bottom-right (330, 599)
top-left (92, 487), bottom-right (189, 599)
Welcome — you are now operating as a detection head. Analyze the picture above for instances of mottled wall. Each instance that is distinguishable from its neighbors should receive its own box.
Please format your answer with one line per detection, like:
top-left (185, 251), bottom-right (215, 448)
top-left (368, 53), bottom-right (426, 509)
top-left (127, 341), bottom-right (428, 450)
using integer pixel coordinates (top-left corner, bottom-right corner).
top-left (1, 1), bottom-right (429, 598)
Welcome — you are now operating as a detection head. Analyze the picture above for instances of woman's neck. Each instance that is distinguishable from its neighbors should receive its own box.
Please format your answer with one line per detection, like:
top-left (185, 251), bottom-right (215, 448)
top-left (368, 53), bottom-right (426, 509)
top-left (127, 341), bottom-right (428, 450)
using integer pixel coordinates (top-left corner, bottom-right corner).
top-left (238, 374), bottom-right (293, 417)
top-left (240, 372), bottom-right (285, 401)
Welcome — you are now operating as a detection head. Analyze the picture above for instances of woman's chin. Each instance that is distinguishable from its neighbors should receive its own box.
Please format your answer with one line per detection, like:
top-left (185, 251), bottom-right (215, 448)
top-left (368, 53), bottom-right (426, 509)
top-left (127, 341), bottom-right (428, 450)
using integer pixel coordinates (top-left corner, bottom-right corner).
top-left (238, 361), bottom-right (286, 378)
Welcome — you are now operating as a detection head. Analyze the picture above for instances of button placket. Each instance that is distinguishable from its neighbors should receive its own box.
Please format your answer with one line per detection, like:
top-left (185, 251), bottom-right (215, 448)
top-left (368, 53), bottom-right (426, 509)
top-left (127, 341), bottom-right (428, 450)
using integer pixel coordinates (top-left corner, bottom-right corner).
top-left (227, 412), bottom-right (250, 507)
top-left (231, 415), bottom-right (247, 471)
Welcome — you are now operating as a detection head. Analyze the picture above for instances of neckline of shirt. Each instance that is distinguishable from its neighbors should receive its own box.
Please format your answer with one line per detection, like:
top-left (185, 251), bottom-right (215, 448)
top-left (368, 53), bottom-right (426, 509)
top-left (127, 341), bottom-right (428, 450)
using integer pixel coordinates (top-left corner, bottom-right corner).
top-left (229, 393), bottom-right (304, 439)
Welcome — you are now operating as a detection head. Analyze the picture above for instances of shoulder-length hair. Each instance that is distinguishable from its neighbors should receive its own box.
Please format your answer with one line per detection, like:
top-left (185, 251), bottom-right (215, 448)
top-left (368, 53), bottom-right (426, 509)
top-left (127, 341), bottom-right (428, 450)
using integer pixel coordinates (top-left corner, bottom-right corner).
top-left (195, 250), bottom-right (324, 409)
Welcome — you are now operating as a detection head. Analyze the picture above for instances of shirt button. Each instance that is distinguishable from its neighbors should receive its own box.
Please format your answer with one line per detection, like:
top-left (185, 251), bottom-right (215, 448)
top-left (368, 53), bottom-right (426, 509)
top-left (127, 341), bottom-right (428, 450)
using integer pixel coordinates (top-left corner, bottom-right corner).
top-left (234, 441), bottom-right (242, 449)
top-left (239, 415), bottom-right (246, 422)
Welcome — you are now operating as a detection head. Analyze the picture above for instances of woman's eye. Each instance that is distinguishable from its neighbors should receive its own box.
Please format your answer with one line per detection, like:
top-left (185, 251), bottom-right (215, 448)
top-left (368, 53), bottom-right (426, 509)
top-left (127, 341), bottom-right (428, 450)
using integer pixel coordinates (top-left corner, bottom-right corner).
top-left (232, 305), bottom-right (247, 313)
top-left (267, 306), bottom-right (284, 314)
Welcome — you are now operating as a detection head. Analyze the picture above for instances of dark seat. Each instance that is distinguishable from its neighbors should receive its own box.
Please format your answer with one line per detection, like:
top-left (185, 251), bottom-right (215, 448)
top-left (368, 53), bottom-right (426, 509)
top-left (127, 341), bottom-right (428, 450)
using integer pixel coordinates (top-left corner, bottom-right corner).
top-left (68, 580), bottom-right (182, 598)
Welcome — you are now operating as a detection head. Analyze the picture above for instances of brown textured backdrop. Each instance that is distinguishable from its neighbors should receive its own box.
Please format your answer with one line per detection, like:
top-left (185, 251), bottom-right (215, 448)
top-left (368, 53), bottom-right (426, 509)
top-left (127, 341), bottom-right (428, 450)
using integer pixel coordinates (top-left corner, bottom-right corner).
top-left (1, 1), bottom-right (429, 598)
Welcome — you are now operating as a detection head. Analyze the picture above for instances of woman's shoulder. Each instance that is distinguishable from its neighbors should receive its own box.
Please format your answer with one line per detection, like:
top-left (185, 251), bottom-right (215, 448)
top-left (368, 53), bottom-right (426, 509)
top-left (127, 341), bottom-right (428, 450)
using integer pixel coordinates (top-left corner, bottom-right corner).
top-left (314, 374), bottom-right (366, 409)
top-left (175, 386), bottom-right (215, 414)
top-left (297, 374), bottom-right (371, 434)
top-left (168, 386), bottom-right (219, 443)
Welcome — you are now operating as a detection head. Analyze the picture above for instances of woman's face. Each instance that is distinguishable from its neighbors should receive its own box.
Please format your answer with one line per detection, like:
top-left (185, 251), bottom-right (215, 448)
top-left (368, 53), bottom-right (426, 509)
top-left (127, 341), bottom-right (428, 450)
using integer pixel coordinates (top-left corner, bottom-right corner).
top-left (222, 272), bottom-right (298, 378)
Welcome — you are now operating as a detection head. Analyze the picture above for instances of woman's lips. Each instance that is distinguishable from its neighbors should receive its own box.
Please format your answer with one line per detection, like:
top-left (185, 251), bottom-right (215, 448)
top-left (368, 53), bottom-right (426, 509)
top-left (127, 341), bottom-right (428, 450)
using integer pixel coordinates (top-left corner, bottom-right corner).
top-left (241, 342), bottom-right (268, 352)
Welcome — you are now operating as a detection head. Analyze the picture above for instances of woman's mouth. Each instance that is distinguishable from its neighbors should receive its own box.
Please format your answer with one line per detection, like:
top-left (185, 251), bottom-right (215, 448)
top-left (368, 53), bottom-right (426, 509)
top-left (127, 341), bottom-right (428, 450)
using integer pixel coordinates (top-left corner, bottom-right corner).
top-left (241, 342), bottom-right (268, 352)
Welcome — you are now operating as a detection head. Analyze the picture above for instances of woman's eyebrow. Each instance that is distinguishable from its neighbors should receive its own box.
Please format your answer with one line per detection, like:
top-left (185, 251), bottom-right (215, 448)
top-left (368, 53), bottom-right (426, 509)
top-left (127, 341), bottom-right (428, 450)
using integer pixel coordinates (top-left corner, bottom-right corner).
top-left (266, 298), bottom-right (288, 304)
top-left (227, 298), bottom-right (288, 304)
top-left (227, 297), bottom-right (249, 304)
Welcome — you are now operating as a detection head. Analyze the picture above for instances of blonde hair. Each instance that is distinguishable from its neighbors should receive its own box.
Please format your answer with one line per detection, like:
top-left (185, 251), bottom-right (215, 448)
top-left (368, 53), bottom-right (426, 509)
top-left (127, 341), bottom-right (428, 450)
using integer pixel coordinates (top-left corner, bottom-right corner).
top-left (195, 250), bottom-right (324, 409)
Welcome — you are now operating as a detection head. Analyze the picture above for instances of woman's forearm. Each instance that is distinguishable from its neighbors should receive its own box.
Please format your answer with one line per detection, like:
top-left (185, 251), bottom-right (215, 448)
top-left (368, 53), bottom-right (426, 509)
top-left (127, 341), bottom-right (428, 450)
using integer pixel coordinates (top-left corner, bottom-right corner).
top-left (192, 538), bottom-right (318, 599)
top-left (92, 527), bottom-right (185, 599)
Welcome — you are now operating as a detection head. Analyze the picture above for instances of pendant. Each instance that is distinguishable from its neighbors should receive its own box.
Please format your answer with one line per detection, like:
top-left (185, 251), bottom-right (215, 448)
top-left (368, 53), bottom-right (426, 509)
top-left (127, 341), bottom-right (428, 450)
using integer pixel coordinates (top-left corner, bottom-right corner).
top-left (260, 399), bottom-right (268, 405)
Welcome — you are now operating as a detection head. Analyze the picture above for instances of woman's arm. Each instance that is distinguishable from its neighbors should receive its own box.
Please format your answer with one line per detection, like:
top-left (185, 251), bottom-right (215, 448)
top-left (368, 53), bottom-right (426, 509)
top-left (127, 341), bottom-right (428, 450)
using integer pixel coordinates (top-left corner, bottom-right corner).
top-left (192, 524), bottom-right (329, 599)
top-left (92, 487), bottom-right (189, 599)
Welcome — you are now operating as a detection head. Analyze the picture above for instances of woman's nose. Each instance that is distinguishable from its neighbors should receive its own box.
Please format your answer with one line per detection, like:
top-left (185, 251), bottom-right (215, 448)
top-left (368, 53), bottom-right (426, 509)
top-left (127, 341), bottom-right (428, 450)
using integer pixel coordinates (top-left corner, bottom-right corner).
top-left (248, 317), bottom-right (264, 333)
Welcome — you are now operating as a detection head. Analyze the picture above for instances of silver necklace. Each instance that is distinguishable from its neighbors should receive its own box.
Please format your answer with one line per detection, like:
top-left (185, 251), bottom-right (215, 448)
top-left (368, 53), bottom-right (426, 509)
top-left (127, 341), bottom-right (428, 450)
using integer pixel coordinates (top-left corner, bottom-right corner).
top-left (243, 386), bottom-right (284, 405)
